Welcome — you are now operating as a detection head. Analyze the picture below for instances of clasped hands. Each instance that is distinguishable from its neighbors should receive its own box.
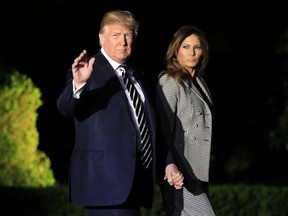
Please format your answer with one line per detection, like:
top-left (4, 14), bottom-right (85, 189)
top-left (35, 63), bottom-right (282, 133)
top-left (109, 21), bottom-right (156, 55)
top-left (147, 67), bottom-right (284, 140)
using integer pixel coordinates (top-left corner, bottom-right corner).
top-left (164, 163), bottom-right (184, 190)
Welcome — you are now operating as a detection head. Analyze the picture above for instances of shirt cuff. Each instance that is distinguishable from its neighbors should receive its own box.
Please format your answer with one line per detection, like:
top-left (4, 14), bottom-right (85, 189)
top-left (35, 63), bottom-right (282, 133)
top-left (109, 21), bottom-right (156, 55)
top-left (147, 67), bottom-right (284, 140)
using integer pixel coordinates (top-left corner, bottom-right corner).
top-left (73, 80), bottom-right (86, 99)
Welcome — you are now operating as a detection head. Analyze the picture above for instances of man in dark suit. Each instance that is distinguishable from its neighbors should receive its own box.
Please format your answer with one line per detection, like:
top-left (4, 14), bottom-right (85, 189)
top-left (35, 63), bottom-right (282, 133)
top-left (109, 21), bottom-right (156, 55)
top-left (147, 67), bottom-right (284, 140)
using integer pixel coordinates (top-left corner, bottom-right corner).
top-left (57, 10), bottom-right (156, 216)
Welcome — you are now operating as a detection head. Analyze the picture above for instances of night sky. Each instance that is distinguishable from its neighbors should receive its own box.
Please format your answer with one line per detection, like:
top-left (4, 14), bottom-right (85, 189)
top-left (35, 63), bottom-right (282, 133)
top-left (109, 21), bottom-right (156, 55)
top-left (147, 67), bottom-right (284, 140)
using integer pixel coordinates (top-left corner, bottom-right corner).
top-left (1, 0), bottom-right (287, 184)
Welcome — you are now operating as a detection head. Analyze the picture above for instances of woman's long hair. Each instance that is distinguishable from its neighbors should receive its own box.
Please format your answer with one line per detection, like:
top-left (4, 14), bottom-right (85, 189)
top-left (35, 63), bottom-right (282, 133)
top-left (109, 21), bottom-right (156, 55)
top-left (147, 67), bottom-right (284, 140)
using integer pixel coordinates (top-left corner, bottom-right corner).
top-left (165, 25), bottom-right (209, 87)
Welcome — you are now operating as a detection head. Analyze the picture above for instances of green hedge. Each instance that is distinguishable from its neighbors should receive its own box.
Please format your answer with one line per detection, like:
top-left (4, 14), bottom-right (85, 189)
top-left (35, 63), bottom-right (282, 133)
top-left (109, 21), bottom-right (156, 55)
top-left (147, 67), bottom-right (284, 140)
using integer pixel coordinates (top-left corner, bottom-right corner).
top-left (1, 184), bottom-right (288, 216)
top-left (0, 184), bottom-right (85, 216)
top-left (210, 184), bottom-right (288, 216)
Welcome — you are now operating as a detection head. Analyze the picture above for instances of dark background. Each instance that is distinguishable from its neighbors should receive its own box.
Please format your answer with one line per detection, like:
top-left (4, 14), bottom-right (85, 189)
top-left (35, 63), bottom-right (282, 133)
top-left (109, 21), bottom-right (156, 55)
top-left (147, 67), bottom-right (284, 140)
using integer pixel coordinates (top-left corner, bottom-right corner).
top-left (1, 0), bottom-right (287, 184)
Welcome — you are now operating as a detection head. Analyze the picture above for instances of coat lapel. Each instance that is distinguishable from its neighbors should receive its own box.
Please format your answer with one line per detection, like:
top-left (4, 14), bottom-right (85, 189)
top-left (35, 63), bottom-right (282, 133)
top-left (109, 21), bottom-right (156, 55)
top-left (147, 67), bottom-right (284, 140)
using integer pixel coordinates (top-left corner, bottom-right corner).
top-left (195, 77), bottom-right (213, 106)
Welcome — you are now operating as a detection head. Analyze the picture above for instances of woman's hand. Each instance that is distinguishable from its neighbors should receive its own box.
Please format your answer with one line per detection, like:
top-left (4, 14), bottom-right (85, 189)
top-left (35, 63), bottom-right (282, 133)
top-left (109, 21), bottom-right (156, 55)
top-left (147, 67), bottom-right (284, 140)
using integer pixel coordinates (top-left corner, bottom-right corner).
top-left (164, 163), bottom-right (184, 189)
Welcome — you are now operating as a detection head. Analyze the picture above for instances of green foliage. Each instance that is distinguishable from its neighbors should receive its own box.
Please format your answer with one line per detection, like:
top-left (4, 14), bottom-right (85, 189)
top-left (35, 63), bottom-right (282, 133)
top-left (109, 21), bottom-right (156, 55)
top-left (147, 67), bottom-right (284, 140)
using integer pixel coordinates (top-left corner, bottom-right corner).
top-left (39, 184), bottom-right (85, 216)
top-left (269, 28), bottom-right (288, 152)
top-left (269, 103), bottom-right (288, 151)
top-left (1, 184), bottom-right (288, 216)
top-left (0, 184), bottom-right (85, 216)
top-left (0, 70), bottom-right (55, 187)
top-left (140, 184), bottom-right (166, 216)
top-left (210, 184), bottom-right (288, 216)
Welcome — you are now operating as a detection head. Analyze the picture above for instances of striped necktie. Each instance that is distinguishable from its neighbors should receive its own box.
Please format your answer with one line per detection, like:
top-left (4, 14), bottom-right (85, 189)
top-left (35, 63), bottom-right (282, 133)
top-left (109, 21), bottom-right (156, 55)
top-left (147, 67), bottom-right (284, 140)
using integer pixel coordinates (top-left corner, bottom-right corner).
top-left (119, 65), bottom-right (153, 169)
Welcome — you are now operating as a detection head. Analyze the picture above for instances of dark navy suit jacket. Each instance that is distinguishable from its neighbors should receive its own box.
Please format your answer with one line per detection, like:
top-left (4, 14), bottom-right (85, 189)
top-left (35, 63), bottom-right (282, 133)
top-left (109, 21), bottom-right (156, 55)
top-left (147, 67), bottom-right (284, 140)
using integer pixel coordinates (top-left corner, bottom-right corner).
top-left (57, 51), bottom-right (156, 207)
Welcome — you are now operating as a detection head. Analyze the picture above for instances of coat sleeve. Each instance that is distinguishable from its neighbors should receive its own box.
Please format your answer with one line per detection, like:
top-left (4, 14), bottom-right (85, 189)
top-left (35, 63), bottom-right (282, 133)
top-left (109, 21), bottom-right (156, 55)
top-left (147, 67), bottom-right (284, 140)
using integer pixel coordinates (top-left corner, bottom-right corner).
top-left (155, 74), bottom-right (179, 170)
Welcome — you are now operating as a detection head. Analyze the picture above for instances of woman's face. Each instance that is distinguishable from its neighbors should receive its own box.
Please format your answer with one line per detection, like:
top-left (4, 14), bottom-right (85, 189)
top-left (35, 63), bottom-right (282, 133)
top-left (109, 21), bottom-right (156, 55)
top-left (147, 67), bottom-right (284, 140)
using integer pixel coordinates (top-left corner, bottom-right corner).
top-left (176, 34), bottom-right (203, 75)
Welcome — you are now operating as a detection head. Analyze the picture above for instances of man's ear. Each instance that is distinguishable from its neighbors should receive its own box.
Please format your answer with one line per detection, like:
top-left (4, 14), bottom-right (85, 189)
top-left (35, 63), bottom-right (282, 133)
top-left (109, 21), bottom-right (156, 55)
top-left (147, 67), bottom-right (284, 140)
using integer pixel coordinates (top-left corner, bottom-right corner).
top-left (99, 33), bottom-right (104, 47)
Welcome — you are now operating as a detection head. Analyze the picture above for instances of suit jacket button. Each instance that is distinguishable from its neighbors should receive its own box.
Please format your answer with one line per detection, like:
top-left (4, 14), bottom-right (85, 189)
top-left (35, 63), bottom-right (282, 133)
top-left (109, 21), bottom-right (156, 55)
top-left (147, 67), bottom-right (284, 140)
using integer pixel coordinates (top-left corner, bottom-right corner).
top-left (190, 136), bottom-right (197, 140)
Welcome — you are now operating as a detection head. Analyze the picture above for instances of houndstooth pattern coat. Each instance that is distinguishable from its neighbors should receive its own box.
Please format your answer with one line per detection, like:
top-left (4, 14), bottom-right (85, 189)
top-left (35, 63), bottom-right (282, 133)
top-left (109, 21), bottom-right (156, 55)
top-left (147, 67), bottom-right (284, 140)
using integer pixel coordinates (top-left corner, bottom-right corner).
top-left (156, 72), bottom-right (216, 216)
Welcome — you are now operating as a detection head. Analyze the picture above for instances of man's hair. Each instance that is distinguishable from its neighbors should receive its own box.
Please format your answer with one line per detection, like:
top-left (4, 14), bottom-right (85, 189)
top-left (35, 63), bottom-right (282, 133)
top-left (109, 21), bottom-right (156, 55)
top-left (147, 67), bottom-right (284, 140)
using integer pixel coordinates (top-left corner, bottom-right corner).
top-left (99, 10), bottom-right (140, 38)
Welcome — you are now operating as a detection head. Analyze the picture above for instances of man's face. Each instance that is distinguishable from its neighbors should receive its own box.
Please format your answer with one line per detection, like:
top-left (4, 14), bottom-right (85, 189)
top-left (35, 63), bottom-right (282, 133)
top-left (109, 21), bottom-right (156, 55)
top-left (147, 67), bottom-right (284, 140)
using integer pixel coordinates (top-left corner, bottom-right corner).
top-left (99, 24), bottom-right (134, 64)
